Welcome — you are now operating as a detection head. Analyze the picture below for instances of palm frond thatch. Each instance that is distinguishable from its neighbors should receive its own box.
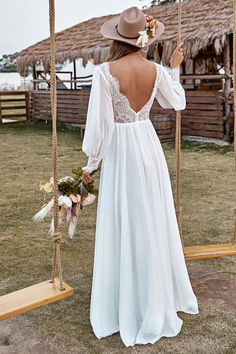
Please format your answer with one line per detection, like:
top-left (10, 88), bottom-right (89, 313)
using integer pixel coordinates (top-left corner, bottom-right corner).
top-left (13, 0), bottom-right (233, 74)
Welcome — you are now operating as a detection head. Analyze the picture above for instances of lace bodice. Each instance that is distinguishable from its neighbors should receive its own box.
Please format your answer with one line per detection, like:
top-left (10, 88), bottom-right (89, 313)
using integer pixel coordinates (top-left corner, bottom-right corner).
top-left (81, 62), bottom-right (184, 173)
top-left (100, 62), bottom-right (160, 123)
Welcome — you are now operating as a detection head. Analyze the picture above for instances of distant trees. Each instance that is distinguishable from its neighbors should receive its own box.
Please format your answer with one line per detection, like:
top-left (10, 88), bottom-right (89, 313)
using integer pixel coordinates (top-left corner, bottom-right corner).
top-left (140, 0), bottom-right (188, 8)
top-left (0, 54), bottom-right (17, 72)
top-left (150, 0), bottom-right (177, 5)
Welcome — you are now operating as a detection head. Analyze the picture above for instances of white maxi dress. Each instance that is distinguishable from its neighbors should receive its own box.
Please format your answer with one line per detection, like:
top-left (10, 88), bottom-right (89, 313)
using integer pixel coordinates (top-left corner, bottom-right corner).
top-left (82, 61), bottom-right (199, 347)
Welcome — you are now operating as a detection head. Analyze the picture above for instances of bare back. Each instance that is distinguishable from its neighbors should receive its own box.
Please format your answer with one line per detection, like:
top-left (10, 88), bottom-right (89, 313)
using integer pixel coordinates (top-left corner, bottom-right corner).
top-left (108, 54), bottom-right (157, 114)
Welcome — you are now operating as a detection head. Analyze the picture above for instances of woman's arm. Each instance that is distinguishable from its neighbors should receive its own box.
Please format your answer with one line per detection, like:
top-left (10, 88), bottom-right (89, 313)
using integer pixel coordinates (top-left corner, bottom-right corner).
top-left (81, 65), bottom-right (114, 183)
top-left (155, 64), bottom-right (186, 111)
top-left (155, 42), bottom-right (185, 111)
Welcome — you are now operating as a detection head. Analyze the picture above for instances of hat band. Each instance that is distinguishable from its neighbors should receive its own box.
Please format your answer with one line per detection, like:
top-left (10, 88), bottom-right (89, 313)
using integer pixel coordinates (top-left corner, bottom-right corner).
top-left (115, 24), bottom-right (140, 39)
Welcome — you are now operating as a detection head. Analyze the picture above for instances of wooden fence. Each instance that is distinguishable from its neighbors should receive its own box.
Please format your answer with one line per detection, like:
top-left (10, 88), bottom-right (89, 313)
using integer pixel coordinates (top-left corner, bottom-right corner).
top-left (31, 90), bottom-right (90, 124)
top-left (183, 91), bottom-right (225, 140)
top-left (29, 89), bottom-right (227, 142)
top-left (0, 91), bottom-right (30, 124)
top-left (149, 90), bottom-right (225, 140)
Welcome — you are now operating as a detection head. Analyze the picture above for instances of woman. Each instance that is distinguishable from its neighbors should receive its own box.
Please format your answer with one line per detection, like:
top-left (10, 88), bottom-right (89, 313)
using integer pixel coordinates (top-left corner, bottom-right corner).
top-left (81, 6), bottom-right (199, 347)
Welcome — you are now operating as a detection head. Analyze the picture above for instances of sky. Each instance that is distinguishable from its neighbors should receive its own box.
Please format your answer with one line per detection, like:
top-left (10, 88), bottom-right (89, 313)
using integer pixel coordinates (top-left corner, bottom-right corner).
top-left (0, 0), bottom-right (150, 57)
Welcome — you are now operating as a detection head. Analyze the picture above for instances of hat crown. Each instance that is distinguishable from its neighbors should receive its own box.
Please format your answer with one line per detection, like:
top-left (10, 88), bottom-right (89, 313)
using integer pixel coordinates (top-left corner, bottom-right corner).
top-left (99, 6), bottom-right (165, 49)
top-left (117, 7), bottom-right (146, 38)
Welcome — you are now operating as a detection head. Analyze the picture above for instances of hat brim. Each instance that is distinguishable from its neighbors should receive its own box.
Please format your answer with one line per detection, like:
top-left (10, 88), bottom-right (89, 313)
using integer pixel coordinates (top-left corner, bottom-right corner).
top-left (100, 15), bottom-right (165, 48)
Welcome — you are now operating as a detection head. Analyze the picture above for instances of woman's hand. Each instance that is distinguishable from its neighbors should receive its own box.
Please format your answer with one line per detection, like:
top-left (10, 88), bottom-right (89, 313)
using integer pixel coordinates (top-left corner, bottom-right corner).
top-left (170, 42), bottom-right (184, 69)
top-left (81, 171), bottom-right (93, 184)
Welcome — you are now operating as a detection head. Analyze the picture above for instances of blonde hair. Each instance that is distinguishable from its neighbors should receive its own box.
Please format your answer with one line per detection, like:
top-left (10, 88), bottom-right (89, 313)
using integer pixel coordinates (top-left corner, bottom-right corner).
top-left (107, 40), bottom-right (140, 61)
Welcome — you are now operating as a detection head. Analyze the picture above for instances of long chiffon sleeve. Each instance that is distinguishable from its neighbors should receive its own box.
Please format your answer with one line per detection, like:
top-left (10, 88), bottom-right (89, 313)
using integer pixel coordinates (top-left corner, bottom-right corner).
top-left (155, 64), bottom-right (186, 111)
top-left (82, 65), bottom-right (115, 173)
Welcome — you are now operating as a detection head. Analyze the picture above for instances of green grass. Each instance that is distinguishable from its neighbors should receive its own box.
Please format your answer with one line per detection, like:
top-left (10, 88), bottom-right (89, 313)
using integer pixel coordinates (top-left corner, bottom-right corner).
top-left (0, 120), bottom-right (236, 353)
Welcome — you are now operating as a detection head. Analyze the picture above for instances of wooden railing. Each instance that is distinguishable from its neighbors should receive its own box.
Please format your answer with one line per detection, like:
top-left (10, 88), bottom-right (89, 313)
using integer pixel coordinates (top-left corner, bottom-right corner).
top-left (150, 90), bottom-right (225, 140)
top-left (31, 89), bottom-right (90, 123)
top-left (183, 90), bottom-right (225, 140)
top-left (30, 89), bottom-right (227, 142)
top-left (30, 73), bottom-right (225, 90)
top-left (0, 91), bottom-right (30, 124)
top-left (0, 87), bottom-right (228, 142)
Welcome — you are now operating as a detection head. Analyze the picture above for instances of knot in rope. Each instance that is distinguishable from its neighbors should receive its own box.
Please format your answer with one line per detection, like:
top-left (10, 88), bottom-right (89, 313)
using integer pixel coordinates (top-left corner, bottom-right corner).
top-left (53, 232), bottom-right (62, 243)
top-left (176, 207), bottom-right (182, 217)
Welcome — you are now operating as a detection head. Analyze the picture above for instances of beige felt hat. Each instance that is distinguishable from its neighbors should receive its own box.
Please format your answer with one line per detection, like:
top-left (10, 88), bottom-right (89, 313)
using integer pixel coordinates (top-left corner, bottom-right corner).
top-left (100, 6), bottom-right (164, 48)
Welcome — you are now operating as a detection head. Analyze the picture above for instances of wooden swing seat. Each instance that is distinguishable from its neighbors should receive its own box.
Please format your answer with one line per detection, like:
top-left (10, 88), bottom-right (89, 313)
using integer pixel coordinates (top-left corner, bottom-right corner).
top-left (0, 278), bottom-right (73, 321)
top-left (184, 243), bottom-right (236, 260)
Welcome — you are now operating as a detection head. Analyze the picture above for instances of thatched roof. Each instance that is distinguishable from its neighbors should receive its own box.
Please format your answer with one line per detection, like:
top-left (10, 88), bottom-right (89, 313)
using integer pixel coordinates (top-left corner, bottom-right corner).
top-left (13, 0), bottom-right (233, 74)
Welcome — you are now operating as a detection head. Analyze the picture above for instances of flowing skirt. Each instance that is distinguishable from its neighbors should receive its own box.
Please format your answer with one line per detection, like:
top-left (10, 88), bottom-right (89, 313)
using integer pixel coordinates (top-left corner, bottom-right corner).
top-left (89, 118), bottom-right (199, 347)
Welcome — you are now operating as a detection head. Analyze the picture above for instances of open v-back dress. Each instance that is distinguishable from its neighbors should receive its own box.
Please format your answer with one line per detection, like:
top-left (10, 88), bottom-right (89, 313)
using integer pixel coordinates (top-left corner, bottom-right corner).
top-left (82, 61), bottom-right (199, 347)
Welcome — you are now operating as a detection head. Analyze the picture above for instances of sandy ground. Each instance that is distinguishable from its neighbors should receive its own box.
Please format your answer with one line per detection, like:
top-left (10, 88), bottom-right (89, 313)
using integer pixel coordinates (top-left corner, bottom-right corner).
top-left (0, 317), bottom-right (61, 354)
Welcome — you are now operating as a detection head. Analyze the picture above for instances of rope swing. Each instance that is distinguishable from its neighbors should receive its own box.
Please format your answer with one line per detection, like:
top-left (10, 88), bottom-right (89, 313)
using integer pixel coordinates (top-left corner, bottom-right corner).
top-left (49, 0), bottom-right (64, 291)
top-left (1, 0), bottom-right (236, 323)
top-left (0, 0), bottom-right (72, 322)
top-left (233, 0), bottom-right (236, 244)
top-left (175, 0), bottom-right (183, 245)
top-left (177, 0), bottom-right (236, 259)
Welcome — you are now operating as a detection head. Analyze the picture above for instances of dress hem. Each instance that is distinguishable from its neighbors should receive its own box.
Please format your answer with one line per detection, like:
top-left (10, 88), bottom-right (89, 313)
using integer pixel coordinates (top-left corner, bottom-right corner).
top-left (91, 307), bottom-right (199, 347)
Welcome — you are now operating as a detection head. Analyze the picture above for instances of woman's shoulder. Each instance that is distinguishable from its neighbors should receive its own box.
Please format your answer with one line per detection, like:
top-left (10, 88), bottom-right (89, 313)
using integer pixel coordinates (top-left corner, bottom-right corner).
top-left (94, 60), bottom-right (164, 82)
top-left (92, 62), bottom-right (108, 75)
top-left (94, 62), bottom-right (109, 73)
top-left (155, 62), bottom-right (164, 70)
top-left (98, 61), bottom-right (108, 67)
top-left (96, 62), bottom-right (110, 78)
top-left (91, 63), bottom-right (111, 86)
top-left (96, 60), bottom-right (165, 72)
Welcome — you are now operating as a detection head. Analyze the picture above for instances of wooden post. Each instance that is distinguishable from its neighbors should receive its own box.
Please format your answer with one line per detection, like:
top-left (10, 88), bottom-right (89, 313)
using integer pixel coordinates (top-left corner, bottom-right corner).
top-left (182, 61), bottom-right (186, 86)
top-left (73, 60), bottom-right (77, 90)
top-left (33, 65), bottom-right (37, 90)
top-left (193, 58), bottom-right (196, 87)
top-left (223, 34), bottom-right (231, 142)
top-left (25, 91), bottom-right (31, 121)
top-left (153, 44), bottom-right (161, 64)
top-left (70, 72), bottom-right (73, 90)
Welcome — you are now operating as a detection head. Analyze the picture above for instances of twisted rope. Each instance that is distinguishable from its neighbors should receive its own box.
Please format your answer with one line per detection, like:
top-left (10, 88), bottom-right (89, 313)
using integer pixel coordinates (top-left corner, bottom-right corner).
top-left (175, 0), bottom-right (184, 246)
top-left (49, 0), bottom-right (65, 290)
top-left (233, 0), bottom-right (236, 244)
